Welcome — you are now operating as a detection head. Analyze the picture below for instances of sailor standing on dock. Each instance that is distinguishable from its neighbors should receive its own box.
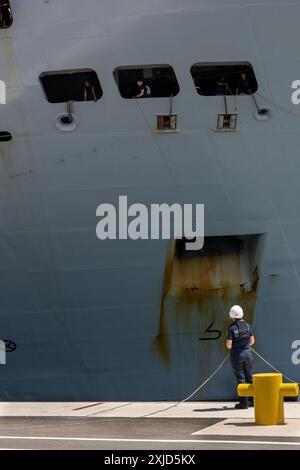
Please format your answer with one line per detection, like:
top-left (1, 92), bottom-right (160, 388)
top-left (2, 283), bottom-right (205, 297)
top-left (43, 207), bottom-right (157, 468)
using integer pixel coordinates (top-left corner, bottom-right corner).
top-left (226, 305), bottom-right (255, 409)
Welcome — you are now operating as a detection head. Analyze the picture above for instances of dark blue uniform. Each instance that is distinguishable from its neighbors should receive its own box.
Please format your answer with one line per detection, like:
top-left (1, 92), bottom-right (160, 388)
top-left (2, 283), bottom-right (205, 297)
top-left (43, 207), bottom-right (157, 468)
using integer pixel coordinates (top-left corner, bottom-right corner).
top-left (227, 320), bottom-right (254, 407)
top-left (84, 84), bottom-right (96, 101)
top-left (137, 84), bottom-right (151, 98)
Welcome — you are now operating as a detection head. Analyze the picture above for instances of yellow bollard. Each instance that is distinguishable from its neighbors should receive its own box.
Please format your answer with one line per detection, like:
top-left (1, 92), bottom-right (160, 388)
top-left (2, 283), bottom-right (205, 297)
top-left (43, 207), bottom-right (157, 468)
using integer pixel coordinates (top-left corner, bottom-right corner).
top-left (238, 373), bottom-right (299, 425)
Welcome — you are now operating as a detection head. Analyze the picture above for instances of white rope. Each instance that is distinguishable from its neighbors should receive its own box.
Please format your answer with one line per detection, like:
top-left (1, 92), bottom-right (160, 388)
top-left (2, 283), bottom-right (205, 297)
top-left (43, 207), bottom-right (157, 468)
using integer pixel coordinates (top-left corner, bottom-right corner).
top-left (251, 348), bottom-right (300, 384)
top-left (143, 353), bottom-right (230, 417)
top-left (143, 347), bottom-right (300, 418)
top-left (133, 97), bottom-right (175, 182)
top-left (181, 353), bottom-right (230, 402)
top-left (225, 84), bottom-right (238, 112)
top-left (256, 92), bottom-right (300, 118)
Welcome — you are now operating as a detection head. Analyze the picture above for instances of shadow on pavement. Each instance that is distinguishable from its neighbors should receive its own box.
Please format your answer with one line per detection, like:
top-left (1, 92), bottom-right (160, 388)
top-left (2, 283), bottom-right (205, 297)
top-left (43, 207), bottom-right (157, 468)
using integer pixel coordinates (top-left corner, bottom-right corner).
top-left (193, 407), bottom-right (235, 412)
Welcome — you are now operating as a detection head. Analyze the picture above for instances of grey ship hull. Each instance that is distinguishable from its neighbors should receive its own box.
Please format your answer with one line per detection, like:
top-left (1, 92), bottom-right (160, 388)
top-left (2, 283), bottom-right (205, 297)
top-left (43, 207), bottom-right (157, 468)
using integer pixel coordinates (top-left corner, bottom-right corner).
top-left (0, 0), bottom-right (299, 400)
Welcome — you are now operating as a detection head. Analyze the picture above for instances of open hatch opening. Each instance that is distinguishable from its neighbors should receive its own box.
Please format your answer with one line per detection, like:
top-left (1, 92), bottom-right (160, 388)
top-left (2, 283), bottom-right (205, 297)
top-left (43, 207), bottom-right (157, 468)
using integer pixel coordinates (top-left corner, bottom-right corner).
top-left (114, 65), bottom-right (180, 99)
top-left (191, 62), bottom-right (258, 96)
top-left (155, 235), bottom-right (264, 372)
top-left (39, 69), bottom-right (103, 103)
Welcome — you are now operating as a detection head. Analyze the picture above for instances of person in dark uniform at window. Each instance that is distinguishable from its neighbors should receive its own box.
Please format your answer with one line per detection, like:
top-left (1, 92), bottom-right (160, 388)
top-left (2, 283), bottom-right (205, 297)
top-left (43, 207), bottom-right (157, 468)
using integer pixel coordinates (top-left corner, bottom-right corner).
top-left (135, 80), bottom-right (151, 98)
top-left (236, 72), bottom-right (252, 95)
top-left (216, 77), bottom-right (229, 95)
top-left (226, 305), bottom-right (255, 409)
top-left (83, 80), bottom-right (98, 102)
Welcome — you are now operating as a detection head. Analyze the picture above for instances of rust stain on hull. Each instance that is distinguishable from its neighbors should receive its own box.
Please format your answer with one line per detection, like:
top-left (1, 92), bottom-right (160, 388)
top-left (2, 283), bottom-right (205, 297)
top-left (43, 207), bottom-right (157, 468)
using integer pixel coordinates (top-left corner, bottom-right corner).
top-left (154, 244), bottom-right (260, 370)
top-left (152, 240), bottom-right (176, 368)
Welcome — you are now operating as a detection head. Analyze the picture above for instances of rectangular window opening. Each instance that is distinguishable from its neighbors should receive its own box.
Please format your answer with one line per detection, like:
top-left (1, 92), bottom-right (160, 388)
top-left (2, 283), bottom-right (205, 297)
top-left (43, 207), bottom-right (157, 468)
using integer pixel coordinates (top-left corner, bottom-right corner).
top-left (156, 234), bottom-right (264, 376)
top-left (39, 69), bottom-right (103, 104)
top-left (191, 62), bottom-right (258, 96)
top-left (0, 1), bottom-right (13, 29)
top-left (114, 65), bottom-right (180, 99)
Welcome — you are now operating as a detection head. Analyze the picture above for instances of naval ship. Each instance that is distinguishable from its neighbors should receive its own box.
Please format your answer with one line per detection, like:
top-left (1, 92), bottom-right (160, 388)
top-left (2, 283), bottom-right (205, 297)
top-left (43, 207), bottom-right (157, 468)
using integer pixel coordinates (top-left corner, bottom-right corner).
top-left (0, 0), bottom-right (299, 401)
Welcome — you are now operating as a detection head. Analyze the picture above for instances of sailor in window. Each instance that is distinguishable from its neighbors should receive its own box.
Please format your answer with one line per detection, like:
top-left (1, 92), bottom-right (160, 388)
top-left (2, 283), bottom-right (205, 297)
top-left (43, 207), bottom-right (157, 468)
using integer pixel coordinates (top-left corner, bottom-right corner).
top-left (135, 80), bottom-right (151, 98)
top-left (216, 77), bottom-right (229, 96)
top-left (226, 305), bottom-right (255, 409)
top-left (236, 72), bottom-right (252, 95)
top-left (83, 80), bottom-right (98, 102)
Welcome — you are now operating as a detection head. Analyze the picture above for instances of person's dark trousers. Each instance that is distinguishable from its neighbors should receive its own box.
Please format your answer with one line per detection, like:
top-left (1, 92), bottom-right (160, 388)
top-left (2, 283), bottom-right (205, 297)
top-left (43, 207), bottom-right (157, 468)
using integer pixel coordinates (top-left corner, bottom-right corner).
top-left (230, 349), bottom-right (254, 407)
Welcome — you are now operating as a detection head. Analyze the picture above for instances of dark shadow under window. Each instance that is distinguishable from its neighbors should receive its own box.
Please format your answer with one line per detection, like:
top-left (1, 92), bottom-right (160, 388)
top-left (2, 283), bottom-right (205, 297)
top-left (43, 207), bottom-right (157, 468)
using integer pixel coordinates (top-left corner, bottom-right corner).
top-left (0, 1), bottom-right (13, 29)
top-left (114, 65), bottom-right (180, 99)
top-left (39, 69), bottom-right (103, 103)
top-left (191, 62), bottom-right (258, 96)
